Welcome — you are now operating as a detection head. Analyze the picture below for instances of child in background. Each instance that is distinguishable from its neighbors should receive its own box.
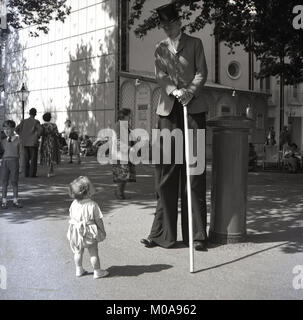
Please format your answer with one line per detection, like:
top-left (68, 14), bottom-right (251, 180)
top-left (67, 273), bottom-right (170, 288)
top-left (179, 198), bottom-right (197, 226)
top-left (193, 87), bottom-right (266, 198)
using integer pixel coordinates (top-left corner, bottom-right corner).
top-left (67, 176), bottom-right (109, 279)
top-left (63, 120), bottom-right (81, 164)
top-left (112, 108), bottom-right (136, 200)
top-left (0, 120), bottom-right (23, 209)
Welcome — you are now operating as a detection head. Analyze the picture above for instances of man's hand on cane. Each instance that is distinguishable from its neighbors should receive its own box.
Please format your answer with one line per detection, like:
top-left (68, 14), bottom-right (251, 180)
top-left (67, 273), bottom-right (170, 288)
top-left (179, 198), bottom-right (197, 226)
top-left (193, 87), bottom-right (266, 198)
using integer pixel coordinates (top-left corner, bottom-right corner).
top-left (172, 89), bottom-right (194, 106)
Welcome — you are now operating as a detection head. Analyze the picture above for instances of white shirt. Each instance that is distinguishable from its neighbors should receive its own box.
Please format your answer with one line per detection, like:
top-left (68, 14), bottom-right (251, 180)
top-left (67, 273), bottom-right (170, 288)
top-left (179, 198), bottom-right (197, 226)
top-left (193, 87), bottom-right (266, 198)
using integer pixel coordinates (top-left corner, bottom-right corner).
top-left (169, 32), bottom-right (182, 54)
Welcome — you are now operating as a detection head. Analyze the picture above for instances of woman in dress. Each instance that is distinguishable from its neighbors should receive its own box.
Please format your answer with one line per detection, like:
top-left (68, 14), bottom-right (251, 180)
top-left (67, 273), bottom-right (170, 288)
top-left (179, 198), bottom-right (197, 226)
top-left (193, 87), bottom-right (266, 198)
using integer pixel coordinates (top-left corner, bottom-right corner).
top-left (40, 112), bottom-right (61, 177)
top-left (112, 108), bottom-right (136, 199)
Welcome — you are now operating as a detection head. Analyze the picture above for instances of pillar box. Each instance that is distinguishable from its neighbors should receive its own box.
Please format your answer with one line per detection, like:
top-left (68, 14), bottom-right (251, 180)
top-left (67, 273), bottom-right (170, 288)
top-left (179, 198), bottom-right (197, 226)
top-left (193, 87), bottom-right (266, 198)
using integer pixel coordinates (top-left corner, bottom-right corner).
top-left (207, 115), bottom-right (254, 244)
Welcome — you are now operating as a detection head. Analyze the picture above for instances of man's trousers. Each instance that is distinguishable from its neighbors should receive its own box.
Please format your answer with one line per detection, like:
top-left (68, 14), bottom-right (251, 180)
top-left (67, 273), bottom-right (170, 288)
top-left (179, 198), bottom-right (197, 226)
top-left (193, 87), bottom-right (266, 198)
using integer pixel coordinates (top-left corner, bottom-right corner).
top-left (23, 146), bottom-right (38, 178)
top-left (148, 100), bottom-right (207, 248)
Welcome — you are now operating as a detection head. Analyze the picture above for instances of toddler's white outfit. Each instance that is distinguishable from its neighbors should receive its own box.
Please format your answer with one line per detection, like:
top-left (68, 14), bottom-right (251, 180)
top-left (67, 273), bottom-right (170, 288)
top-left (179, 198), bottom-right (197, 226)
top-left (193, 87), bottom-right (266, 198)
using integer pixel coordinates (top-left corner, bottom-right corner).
top-left (67, 199), bottom-right (106, 252)
top-left (67, 198), bottom-right (108, 279)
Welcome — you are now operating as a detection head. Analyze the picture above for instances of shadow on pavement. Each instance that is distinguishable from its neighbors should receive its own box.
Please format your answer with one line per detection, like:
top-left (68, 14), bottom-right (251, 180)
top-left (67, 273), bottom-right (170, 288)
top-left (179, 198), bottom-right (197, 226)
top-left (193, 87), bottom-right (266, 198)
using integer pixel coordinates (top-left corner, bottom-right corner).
top-left (106, 264), bottom-right (173, 277)
top-left (246, 171), bottom-right (303, 254)
top-left (2, 158), bottom-right (303, 255)
top-left (194, 242), bottom-right (289, 274)
top-left (0, 159), bottom-right (157, 224)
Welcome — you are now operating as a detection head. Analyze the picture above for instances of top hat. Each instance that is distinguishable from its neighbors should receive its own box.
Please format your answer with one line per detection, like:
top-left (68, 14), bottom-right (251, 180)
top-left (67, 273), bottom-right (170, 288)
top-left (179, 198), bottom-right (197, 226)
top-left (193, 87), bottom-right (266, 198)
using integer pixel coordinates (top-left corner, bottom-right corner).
top-left (156, 3), bottom-right (179, 25)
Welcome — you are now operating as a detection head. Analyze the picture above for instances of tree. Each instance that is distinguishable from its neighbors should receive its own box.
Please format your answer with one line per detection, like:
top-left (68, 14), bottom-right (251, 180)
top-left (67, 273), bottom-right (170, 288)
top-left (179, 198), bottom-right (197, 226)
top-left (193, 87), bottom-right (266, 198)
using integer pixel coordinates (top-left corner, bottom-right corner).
top-left (3, 0), bottom-right (71, 36)
top-left (129, 0), bottom-right (303, 132)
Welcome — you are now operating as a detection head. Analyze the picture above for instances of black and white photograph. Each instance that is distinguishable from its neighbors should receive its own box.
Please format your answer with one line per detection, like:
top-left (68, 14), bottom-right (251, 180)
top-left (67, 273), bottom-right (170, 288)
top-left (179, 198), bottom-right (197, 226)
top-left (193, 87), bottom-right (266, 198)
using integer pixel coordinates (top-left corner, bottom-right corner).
top-left (0, 0), bottom-right (303, 305)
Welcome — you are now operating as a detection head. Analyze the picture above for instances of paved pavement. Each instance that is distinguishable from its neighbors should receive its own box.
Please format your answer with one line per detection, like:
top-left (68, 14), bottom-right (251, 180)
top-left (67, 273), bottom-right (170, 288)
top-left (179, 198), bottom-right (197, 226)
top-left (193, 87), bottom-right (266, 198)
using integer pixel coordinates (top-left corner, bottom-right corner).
top-left (0, 156), bottom-right (303, 300)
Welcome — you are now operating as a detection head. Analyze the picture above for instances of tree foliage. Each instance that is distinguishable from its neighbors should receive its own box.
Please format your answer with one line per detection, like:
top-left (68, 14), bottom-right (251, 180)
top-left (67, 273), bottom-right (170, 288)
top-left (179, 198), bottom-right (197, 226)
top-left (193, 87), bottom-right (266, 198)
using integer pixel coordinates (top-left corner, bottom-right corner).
top-left (4, 0), bottom-right (71, 37)
top-left (129, 0), bottom-right (303, 84)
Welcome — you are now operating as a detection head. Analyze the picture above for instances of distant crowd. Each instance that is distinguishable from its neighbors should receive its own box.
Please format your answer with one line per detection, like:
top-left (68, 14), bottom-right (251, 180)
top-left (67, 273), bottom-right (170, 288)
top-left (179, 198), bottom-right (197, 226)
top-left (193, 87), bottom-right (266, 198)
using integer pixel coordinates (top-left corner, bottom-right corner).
top-left (0, 108), bottom-right (95, 208)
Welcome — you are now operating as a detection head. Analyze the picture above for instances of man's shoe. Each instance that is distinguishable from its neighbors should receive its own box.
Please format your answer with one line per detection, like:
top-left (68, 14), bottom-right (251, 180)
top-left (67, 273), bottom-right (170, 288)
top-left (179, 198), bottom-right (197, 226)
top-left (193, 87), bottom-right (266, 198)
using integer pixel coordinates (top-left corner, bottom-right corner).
top-left (140, 238), bottom-right (157, 248)
top-left (194, 241), bottom-right (208, 252)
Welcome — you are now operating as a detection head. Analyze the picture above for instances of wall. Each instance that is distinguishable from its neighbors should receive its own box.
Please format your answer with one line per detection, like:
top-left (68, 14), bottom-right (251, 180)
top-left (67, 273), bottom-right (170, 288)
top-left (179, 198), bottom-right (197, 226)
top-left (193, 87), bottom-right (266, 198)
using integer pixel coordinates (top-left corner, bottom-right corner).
top-left (3, 0), bottom-right (117, 136)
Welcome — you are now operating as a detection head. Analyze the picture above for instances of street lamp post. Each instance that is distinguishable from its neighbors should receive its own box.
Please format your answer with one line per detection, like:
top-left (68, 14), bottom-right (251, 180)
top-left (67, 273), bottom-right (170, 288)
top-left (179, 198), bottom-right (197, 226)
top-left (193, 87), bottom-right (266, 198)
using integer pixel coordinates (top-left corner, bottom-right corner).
top-left (19, 83), bottom-right (29, 120)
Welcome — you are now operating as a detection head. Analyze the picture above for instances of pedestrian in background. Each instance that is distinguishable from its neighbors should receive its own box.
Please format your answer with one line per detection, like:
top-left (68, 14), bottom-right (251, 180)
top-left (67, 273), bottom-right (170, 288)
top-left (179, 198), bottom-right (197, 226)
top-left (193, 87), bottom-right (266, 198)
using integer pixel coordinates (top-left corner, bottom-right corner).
top-left (0, 120), bottom-right (23, 209)
top-left (112, 108), bottom-right (136, 200)
top-left (63, 120), bottom-right (81, 164)
top-left (279, 126), bottom-right (291, 150)
top-left (67, 176), bottom-right (109, 279)
top-left (15, 108), bottom-right (42, 178)
top-left (40, 112), bottom-right (61, 178)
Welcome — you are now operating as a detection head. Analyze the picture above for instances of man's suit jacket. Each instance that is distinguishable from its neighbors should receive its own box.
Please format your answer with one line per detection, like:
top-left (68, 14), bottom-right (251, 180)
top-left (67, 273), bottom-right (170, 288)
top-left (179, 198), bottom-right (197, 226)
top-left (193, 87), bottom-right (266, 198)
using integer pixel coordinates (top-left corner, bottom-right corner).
top-left (155, 33), bottom-right (208, 116)
top-left (15, 117), bottom-right (42, 147)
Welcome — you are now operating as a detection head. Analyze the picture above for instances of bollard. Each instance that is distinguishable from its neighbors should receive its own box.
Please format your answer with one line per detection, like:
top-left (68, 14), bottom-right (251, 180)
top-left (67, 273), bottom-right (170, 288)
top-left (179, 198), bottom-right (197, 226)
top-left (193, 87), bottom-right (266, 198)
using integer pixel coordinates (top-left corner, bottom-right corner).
top-left (207, 115), bottom-right (254, 244)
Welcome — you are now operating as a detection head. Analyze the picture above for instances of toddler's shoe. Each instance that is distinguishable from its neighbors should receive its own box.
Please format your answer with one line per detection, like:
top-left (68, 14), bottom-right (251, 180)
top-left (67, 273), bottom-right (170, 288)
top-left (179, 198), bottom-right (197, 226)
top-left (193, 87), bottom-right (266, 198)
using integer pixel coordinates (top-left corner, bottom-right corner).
top-left (47, 173), bottom-right (56, 178)
top-left (93, 269), bottom-right (109, 279)
top-left (76, 267), bottom-right (88, 277)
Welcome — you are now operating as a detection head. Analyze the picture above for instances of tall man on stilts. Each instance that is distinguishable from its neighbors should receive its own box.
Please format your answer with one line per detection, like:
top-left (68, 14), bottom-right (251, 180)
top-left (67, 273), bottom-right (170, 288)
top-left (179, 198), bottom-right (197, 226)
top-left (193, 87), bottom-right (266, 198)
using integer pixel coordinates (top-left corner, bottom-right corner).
top-left (141, 3), bottom-right (209, 251)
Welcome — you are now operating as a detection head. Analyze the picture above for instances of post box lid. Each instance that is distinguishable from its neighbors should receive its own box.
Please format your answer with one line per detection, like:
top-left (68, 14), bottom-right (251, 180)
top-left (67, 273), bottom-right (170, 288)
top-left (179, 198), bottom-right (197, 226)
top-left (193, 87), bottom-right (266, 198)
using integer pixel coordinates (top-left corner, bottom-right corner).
top-left (207, 115), bottom-right (254, 129)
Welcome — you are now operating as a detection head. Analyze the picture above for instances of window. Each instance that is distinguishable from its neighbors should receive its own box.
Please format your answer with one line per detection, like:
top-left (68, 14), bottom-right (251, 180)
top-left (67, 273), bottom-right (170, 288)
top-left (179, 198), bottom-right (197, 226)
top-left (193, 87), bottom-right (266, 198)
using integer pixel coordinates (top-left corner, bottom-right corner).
top-left (221, 105), bottom-right (231, 116)
top-left (227, 61), bottom-right (241, 79)
top-left (293, 83), bottom-right (298, 98)
top-left (256, 113), bottom-right (264, 129)
top-left (260, 76), bottom-right (270, 92)
top-left (265, 77), bottom-right (271, 91)
top-left (215, 34), bottom-right (220, 83)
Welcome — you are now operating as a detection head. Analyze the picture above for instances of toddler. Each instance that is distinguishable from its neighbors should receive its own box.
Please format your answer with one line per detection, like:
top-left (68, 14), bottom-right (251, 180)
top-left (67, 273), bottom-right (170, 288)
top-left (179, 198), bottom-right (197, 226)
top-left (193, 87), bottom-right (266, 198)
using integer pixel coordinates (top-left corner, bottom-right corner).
top-left (67, 176), bottom-right (109, 279)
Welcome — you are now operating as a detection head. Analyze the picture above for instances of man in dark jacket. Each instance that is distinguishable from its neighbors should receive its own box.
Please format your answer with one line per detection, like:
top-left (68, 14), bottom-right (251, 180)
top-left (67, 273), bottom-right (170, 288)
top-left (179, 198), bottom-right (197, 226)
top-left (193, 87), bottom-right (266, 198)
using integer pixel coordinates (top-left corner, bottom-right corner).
top-left (16, 108), bottom-right (42, 177)
top-left (141, 3), bottom-right (208, 251)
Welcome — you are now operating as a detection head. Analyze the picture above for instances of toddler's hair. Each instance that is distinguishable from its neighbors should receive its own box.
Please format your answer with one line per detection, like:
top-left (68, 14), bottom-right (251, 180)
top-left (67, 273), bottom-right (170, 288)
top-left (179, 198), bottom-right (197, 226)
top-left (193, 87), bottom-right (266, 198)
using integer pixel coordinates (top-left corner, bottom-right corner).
top-left (3, 120), bottom-right (16, 128)
top-left (68, 176), bottom-right (96, 200)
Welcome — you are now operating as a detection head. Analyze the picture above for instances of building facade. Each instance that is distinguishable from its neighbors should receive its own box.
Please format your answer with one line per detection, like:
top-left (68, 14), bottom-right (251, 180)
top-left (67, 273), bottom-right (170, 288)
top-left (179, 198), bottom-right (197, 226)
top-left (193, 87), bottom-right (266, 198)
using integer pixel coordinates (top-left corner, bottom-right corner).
top-left (3, 0), bottom-right (117, 136)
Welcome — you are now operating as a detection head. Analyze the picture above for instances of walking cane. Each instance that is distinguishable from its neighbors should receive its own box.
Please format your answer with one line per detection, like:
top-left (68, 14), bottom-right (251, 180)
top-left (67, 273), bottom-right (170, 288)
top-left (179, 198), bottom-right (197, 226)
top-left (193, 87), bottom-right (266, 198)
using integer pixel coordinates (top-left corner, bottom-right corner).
top-left (182, 104), bottom-right (194, 273)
